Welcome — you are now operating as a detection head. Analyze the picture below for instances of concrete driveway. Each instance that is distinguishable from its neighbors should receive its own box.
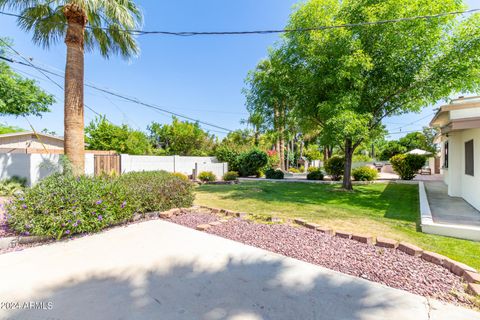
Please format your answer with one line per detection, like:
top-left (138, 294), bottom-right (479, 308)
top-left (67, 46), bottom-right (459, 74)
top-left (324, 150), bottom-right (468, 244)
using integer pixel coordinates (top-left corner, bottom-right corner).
top-left (0, 220), bottom-right (478, 320)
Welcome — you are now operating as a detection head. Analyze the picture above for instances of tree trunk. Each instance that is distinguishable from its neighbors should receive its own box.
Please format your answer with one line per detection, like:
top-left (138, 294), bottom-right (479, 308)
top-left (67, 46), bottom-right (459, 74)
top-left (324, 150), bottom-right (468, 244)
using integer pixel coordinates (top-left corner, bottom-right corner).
top-left (63, 4), bottom-right (87, 175)
top-left (279, 120), bottom-right (285, 171)
top-left (342, 139), bottom-right (354, 190)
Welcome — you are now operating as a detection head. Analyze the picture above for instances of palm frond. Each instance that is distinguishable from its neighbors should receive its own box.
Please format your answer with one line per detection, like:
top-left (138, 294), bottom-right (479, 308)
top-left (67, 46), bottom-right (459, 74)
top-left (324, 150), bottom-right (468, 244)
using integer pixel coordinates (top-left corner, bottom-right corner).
top-left (2, 0), bottom-right (142, 58)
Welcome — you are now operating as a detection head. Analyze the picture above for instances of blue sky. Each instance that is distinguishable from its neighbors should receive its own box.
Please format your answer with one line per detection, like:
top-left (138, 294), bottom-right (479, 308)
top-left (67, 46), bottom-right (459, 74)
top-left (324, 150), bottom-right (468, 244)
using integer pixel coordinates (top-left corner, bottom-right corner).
top-left (0, 0), bottom-right (478, 139)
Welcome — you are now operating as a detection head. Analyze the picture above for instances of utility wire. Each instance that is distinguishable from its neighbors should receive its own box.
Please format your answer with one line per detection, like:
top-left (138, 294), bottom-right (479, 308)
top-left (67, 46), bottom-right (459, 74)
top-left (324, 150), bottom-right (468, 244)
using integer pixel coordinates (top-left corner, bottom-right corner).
top-left (0, 38), bottom-right (103, 118)
top-left (1, 54), bottom-right (233, 133)
top-left (390, 112), bottom-right (435, 131)
top-left (0, 9), bottom-right (478, 36)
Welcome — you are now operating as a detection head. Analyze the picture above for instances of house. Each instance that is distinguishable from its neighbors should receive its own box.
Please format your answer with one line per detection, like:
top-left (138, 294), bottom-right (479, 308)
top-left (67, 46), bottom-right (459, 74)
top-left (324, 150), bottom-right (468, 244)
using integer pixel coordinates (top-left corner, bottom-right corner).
top-left (430, 96), bottom-right (480, 211)
top-left (0, 131), bottom-right (64, 153)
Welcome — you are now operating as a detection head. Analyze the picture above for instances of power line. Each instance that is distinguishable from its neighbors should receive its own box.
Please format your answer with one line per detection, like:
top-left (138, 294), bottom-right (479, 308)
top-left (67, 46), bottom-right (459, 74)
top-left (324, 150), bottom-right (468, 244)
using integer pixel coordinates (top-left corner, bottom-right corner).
top-left (0, 38), bottom-right (103, 118)
top-left (1, 53), bottom-right (232, 133)
top-left (390, 112), bottom-right (435, 131)
top-left (0, 9), bottom-right (478, 37)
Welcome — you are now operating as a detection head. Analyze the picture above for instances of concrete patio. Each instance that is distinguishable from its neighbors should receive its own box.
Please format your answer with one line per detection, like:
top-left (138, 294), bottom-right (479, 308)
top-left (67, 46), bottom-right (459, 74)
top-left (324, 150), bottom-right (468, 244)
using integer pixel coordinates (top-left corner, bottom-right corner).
top-left (420, 181), bottom-right (480, 241)
top-left (425, 182), bottom-right (480, 227)
top-left (0, 219), bottom-right (478, 320)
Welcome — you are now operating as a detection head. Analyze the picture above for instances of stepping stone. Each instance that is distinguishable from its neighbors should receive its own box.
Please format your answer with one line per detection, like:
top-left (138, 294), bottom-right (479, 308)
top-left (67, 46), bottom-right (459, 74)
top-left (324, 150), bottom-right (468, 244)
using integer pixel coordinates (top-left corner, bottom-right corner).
top-left (209, 221), bottom-right (222, 226)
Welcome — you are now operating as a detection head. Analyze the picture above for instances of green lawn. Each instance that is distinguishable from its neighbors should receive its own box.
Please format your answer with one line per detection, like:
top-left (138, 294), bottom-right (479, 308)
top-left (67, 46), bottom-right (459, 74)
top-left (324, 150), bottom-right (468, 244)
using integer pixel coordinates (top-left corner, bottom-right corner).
top-left (195, 181), bottom-right (480, 270)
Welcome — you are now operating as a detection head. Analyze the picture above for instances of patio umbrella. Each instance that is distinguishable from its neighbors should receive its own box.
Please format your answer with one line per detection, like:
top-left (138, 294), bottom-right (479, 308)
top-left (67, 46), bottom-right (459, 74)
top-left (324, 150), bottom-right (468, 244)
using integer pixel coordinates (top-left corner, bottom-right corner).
top-left (407, 148), bottom-right (432, 155)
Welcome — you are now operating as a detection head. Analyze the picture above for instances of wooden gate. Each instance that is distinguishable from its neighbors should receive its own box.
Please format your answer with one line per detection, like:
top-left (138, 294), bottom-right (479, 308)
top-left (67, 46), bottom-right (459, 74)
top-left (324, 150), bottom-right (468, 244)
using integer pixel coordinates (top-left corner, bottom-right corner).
top-left (94, 154), bottom-right (121, 176)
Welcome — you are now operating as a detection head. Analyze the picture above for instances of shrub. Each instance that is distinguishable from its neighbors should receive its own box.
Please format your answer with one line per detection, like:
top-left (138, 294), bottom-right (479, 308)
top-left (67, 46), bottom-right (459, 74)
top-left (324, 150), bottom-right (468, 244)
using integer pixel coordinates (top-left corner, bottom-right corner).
top-left (5, 174), bottom-right (134, 239)
top-left (223, 171), bottom-right (239, 181)
top-left (324, 156), bottom-right (345, 181)
top-left (266, 150), bottom-right (280, 169)
top-left (214, 146), bottom-right (241, 172)
top-left (5, 171), bottom-right (194, 239)
top-left (390, 154), bottom-right (427, 180)
top-left (118, 171), bottom-right (194, 213)
top-left (289, 167), bottom-right (301, 173)
top-left (198, 171), bottom-right (217, 182)
top-left (238, 149), bottom-right (268, 177)
top-left (265, 168), bottom-right (285, 179)
top-left (171, 172), bottom-right (189, 181)
top-left (307, 170), bottom-right (324, 180)
top-left (352, 166), bottom-right (378, 181)
top-left (307, 166), bottom-right (321, 173)
top-left (0, 176), bottom-right (27, 196)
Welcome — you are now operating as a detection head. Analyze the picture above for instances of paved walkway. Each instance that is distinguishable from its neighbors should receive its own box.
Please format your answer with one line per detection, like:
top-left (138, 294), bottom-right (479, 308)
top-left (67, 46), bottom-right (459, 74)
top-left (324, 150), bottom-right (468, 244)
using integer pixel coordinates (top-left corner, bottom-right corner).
top-left (0, 220), bottom-right (478, 320)
top-left (425, 181), bottom-right (480, 227)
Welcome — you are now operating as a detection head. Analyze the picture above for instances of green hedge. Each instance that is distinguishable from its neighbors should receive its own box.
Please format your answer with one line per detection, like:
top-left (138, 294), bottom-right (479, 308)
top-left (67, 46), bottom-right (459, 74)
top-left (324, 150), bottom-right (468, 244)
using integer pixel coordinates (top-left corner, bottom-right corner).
top-left (6, 171), bottom-right (194, 239)
top-left (223, 171), bottom-right (239, 181)
top-left (390, 154), bottom-right (426, 180)
top-left (352, 166), bottom-right (378, 181)
top-left (324, 156), bottom-right (345, 181)
top-left (307, 170), bottom-right (324, 180)
top-left (198, 171), bottom-right (217, 182)
top-left (118, 171), bottom-right (194, 213)
top-left (265, 168), bottom-right (285, 179)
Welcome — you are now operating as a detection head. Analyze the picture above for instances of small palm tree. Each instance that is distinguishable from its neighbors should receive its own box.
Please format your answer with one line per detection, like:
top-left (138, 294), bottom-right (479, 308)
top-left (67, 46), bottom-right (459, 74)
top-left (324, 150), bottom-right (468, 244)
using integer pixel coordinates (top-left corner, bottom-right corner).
top-left (0, 0), bottom-right (142, 174)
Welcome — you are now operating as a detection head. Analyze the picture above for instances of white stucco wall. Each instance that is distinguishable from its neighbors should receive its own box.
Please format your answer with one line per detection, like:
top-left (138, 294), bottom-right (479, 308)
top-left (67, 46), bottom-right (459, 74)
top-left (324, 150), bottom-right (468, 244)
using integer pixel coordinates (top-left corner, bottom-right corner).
top-left (0, 152), bottom-right (96, 186)
top-left (442, 128), bottom-right (480, 210)
top-left (458, 129), bottom-right (480, 211)
top-left (121, 155), bottom-right (223, 177)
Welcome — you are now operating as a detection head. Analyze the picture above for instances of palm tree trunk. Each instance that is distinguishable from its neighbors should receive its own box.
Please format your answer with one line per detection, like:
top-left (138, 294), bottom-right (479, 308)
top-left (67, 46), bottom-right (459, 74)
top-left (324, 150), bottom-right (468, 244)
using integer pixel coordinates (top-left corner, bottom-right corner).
top-left (63, 4), bottom-right (87, 175)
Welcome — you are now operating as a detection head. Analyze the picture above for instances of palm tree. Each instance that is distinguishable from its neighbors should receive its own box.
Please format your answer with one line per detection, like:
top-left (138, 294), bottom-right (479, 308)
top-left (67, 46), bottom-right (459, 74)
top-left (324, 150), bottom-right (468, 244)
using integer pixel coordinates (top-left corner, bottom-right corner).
top-left (0, 1), bottom-right (142, 175)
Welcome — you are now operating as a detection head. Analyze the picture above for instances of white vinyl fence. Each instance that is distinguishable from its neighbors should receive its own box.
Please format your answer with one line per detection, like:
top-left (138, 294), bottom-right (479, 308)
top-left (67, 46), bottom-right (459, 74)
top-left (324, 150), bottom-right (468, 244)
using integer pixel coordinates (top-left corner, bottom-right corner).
top-left (0, 153), bottom-right (227, 186)
top-left (121, 154), bottom-right (227, 180)
top-left (0, 153), bottom-right (95, 186)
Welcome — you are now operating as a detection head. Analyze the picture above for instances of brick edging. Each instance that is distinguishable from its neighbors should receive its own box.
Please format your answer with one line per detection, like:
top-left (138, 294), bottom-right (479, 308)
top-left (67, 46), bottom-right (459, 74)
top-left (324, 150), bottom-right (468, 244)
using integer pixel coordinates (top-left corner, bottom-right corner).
top-left (187, 206), bottom-right (479, 298)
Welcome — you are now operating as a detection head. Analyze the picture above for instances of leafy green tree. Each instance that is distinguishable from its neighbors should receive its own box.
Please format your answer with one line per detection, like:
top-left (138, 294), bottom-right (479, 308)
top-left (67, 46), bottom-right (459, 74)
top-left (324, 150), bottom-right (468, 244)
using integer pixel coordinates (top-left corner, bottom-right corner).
top-left (0, 124), bottom-right (25, 135)
top-left (148, 117), bottom-right (216, 156)
top-left (244, 48), bottom-right (302, 170)
top-left (0, 0), bottom-right (143, 174)
top-left (398, 128), bottom-right (438, 154)
top-left (285, 0), bottom-right (480, 189)
top-left (378, 141), bottom-right (408, 161)
top-left (85, 116), bottom-right (151, 155)
top-left (0, 39), bottom-right (53, 116)
top-left (304, 144), bottom-right (322, 161)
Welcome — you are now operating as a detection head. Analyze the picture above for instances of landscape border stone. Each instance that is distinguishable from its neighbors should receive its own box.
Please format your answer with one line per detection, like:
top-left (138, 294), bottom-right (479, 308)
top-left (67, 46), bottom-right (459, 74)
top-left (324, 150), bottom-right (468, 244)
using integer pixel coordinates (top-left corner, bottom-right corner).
top-left (335, 231), bottom-right (352, 239)
top-left (375, 237), bottom-right (398, 249)
top-left (4, 205), bottom-right (477, 299)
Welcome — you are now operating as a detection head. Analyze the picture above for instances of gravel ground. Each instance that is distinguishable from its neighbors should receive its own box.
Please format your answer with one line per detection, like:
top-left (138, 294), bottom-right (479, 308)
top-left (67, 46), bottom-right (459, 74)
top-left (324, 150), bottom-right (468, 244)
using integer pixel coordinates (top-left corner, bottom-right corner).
top-left (168, 212), bottom-right (474, 308)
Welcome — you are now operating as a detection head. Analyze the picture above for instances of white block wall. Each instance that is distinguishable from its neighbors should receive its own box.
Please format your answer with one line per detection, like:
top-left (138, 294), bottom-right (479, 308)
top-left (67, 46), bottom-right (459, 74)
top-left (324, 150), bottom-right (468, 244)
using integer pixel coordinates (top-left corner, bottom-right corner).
top-left (0, 153), bottom-right (96, 186)
top-left (120, 154), bottom-right (226, 179)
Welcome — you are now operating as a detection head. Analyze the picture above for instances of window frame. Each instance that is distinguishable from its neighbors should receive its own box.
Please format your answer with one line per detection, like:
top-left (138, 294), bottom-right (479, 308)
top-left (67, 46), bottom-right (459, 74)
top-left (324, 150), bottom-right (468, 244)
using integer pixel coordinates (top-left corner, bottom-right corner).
top-left (465, 139), bottom-right (474, 176)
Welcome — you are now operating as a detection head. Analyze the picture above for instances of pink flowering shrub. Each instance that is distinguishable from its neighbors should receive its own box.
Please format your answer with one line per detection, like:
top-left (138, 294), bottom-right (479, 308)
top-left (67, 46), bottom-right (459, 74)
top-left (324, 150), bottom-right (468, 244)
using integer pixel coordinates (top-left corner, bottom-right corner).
top-left (6, 171), bottom-right (193, 239)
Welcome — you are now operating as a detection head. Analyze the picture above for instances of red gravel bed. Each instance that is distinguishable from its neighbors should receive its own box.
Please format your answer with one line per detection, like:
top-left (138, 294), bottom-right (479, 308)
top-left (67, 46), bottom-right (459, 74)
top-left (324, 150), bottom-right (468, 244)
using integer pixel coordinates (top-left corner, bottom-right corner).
top-left (169, 213), bottom-right (474, 308)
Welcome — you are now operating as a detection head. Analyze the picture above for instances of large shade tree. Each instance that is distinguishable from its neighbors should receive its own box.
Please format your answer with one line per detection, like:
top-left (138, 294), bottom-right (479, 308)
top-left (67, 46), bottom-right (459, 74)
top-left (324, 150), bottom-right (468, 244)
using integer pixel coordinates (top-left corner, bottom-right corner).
top-left (0, 0), bottom-right (143, 175)
top-left (285, 0), bottom-right (480, 189)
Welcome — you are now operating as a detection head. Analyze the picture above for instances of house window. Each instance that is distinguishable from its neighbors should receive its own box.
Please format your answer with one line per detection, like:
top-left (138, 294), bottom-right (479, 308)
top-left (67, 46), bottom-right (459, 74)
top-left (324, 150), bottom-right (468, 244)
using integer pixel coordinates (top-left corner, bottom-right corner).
top-left (444, 141), bottom-right (449, 168)
top-left (465, 140), bottom-right (474, 176)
